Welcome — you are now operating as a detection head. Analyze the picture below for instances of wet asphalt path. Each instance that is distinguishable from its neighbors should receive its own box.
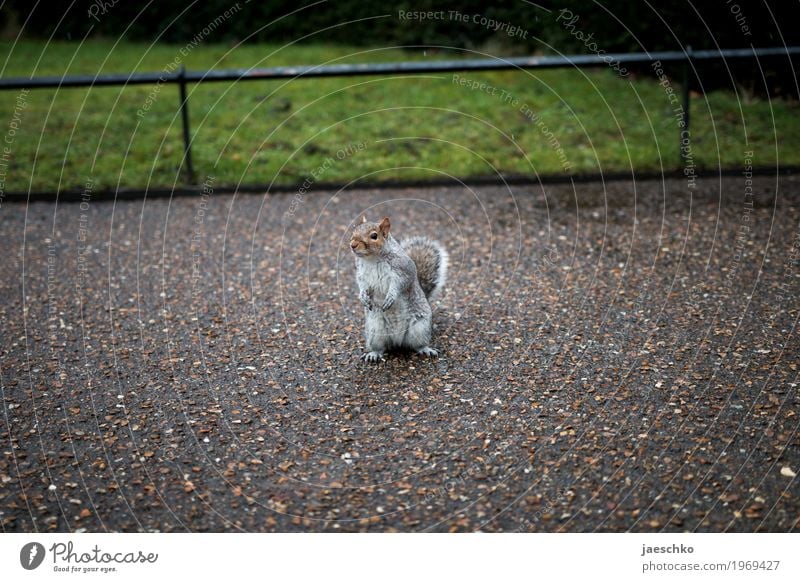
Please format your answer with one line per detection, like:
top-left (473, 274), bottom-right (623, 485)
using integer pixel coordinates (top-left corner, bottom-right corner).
top-left (1, 174), bottom-right (798, 532)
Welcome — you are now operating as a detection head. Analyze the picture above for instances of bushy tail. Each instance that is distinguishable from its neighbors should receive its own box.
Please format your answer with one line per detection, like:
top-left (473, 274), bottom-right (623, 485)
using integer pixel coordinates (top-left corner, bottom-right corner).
top-left (401, 236), bottom-right (448, 300)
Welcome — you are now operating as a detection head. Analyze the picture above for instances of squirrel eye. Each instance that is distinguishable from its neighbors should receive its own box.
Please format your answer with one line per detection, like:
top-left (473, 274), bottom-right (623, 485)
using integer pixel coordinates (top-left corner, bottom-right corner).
top-left (370, 233), bottom-right (378, 240)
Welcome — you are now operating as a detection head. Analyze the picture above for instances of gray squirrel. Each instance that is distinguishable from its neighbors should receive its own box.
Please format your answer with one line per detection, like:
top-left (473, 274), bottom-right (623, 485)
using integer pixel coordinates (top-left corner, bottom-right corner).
top-left (349, 216), bottom-right (448, 362)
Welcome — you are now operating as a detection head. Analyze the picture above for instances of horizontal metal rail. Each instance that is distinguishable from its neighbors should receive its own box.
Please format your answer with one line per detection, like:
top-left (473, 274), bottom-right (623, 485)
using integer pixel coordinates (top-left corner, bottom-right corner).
top-left (1, 47), bottom-right (798, 89)
top-left (0, 46), bottom-right (797, 184)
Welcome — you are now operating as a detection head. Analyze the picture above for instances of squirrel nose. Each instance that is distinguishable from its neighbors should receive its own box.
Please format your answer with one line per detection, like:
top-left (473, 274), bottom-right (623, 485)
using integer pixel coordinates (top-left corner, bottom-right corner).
top-left (350, 240), bottom-right (358, 249)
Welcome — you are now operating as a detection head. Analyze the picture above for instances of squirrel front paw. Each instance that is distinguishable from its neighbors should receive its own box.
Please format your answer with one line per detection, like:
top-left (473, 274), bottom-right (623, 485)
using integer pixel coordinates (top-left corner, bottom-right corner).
top-left (381, 292), bottom-right (397, 311)
top-left (359, 289), bottom-right (373, 311)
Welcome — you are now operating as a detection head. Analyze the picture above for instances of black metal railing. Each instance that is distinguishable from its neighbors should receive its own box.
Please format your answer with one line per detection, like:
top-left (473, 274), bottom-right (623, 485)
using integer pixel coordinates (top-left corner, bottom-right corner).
top-left (1, 46), bottom-right (798, 184)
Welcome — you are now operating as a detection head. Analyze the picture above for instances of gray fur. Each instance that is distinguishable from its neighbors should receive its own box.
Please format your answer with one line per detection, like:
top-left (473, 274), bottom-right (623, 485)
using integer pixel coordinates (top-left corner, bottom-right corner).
top-left (401, 236), bottom-right (449, 299)
top-left (354, 233), bottom-right (447, 361)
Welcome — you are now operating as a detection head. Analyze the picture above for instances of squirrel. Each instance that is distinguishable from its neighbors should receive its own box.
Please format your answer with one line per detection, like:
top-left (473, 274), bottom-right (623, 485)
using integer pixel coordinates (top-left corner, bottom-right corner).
top-left (349, 216), bottom-right (448, 362)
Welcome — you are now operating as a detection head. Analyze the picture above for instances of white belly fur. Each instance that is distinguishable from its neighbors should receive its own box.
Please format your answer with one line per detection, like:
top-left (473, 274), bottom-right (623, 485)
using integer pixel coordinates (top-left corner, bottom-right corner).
top-left (359, 260), bottom-right (410, 347)
top-left (359, 259), bottom-right (391, 302)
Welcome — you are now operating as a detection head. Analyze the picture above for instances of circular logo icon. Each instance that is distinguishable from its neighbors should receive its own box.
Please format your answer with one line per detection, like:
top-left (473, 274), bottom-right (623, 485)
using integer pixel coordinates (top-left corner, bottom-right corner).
top-left (20, 542), bottom-right (46, 570)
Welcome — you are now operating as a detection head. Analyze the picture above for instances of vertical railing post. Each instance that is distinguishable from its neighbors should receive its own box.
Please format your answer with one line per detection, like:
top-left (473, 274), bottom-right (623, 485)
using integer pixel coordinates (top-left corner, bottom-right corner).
top-left (178, 64), bottom-right (195, 183)
top-left (680, 45), bottom-right (692, 165)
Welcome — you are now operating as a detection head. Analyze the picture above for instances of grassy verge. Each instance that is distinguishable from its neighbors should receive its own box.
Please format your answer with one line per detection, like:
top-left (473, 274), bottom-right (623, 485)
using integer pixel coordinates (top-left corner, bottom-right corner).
top-left (1, 40), bottom-right (798, 192)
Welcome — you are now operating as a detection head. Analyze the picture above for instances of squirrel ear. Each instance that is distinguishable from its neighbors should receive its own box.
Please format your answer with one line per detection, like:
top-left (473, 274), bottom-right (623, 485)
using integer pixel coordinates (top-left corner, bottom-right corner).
top-left (360, 215), bottom-right (367, 224)
top-left (378, 217), bottom-right (390, 236)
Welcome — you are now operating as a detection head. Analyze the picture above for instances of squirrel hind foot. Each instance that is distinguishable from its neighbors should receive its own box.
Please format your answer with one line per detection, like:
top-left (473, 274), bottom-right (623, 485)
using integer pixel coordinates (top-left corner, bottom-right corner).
top-left (416, 346), bottom-right (439, 358)
top-left (362, 351), bottom-right (385, 363)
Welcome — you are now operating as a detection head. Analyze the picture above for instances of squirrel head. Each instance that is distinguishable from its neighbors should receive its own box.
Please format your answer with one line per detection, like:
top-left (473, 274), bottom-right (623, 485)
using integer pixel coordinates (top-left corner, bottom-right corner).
top-left (350, 216), bottom-right (390, 257)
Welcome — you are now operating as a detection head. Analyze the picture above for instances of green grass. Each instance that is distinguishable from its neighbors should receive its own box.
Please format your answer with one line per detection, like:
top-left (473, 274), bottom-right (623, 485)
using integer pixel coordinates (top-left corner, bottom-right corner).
top-left (1, 40), bottom-right (798, 192)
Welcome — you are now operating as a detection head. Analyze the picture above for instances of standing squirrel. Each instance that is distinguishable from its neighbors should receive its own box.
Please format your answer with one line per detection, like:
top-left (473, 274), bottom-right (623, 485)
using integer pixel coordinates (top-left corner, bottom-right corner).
top-left (350, 216), bottom-right (448, 362)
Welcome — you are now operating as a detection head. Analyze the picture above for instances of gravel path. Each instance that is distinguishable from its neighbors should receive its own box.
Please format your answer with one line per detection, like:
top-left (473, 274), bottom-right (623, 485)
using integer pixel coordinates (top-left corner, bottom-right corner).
top-left (1, 174), bottom-right (798, 532)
